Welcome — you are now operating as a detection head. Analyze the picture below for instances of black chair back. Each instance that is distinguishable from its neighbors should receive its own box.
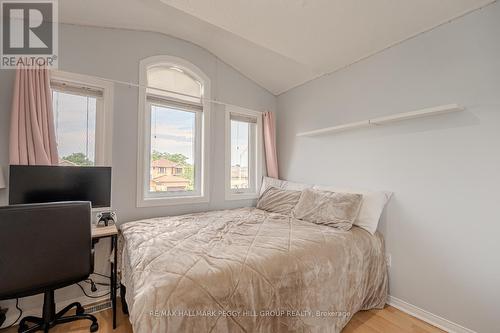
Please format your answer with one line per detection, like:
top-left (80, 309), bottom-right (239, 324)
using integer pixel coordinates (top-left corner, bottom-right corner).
top-left (0, 201), bottom-right (92, 300)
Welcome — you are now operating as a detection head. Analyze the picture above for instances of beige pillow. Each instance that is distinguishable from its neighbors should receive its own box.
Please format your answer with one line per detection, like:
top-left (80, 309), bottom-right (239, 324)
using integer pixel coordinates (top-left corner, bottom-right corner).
top-left (256, 187), bottom-right (302, 215)
top-left (314, 185), bottom-right (392, 234)
top-left (292, 188), bottom-right (363, 230)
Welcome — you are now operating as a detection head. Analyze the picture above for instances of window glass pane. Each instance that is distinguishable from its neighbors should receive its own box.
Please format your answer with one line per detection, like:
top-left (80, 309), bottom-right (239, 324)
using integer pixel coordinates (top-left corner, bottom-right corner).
top-left (52, 90), bottom-right (96, 166)
top-left (231, 120), bottom-right (251, 190)
top-left (147, 66), bottom-right (202, 103)
top-left (150, 105), bottom-right (196, 193)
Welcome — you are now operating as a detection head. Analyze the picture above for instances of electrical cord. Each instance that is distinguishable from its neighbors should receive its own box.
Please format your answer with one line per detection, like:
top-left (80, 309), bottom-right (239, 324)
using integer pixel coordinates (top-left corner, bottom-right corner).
top-left (3, 298), bottom-right (22, 329)
top-left (77, 271), bottom-right (119, 298)
top-left (77, 278), bottom-right (120, 299)
top-left (1, 276), bottom-right (118, 328)
top-left (76, 283), bottom-right (112, 299)
top-left (84, 279), bottom-right (111, 287)
top-left (2, 273), bottom-right (117, 328)
top-left (91, 272), bottom-right (111, 279)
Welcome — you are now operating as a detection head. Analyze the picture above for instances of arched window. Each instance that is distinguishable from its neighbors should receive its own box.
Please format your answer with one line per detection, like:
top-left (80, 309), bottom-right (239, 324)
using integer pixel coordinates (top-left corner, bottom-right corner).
top-left (147, 65), bottom-right (202, 103)
top-left (137, 56), bottom-right (210, 206)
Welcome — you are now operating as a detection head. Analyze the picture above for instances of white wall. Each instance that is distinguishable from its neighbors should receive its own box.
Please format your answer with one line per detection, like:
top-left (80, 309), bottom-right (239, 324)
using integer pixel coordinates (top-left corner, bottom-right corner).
top-left (0, 23), bottom-right (275, 325)
top-left (277, 3), bottom-right (500, 333)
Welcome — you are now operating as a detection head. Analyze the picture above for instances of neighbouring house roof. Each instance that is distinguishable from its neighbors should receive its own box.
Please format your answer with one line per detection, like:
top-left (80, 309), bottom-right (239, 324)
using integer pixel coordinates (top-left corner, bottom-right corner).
top-left (152, 174), bottom-right (190, 184)
top-left (59, 159), bottom-right (78, 166)
top-left (151, 159), bottom-right (181, 168)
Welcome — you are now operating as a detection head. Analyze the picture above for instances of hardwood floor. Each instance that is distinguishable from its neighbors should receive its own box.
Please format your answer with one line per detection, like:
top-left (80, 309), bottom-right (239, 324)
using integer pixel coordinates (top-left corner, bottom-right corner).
top-left (343, 306), bottom-right (444, 333)
top-left (1, 302), bottom-right (444, 333)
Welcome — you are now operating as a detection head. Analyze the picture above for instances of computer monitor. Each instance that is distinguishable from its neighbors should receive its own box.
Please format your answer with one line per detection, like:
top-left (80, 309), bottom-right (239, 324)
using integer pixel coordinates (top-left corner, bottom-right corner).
top-left (8, 165), bottom-right (112, 208)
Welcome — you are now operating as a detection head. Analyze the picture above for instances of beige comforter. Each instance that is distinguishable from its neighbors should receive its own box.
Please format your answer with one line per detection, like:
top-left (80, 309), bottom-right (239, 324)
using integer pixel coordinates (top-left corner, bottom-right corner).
top-left (120, 208), bottom-right (388, 333)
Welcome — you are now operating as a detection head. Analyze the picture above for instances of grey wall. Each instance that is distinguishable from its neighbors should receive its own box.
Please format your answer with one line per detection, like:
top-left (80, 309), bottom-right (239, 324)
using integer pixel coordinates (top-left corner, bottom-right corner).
top-left (277, 3), bottom-right (500, 333)
top-left (0, 23), bottom-right (276, 218)
top-left (0, 24), bottom-right (275, 323)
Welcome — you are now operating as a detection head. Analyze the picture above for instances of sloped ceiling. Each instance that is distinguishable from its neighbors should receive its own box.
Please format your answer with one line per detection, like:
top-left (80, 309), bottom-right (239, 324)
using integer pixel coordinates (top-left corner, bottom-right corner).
top-left (59, 0), bottom-right (494, 95)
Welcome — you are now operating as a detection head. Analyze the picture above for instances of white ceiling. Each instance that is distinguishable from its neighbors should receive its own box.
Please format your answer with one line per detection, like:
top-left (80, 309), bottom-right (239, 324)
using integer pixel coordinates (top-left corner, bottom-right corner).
top-left (59, 0), bottom-right (494, 95)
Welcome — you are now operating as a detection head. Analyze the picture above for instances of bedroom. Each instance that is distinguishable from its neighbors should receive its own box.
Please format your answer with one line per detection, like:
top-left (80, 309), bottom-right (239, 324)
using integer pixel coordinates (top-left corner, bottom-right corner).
top-left (0, 0), bottom-right (499, 332)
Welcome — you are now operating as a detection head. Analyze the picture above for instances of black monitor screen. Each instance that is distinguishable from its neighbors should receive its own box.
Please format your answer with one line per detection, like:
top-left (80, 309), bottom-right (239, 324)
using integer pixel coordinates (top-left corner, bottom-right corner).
top-left (8, 165), bottom-right (111, 208)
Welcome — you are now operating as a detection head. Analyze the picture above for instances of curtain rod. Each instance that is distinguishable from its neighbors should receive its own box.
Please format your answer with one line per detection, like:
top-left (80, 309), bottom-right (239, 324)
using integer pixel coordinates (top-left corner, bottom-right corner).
top-left (52, 71), bottom-right (266, 114)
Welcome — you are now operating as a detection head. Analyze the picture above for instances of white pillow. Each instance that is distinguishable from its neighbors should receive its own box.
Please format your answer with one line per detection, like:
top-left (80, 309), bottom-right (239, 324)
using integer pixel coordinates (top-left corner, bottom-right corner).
top-left (260, 177), bottom-right (392, 234)
top-left (260, 177), bottom-right (284, 195)
top-left (260, 176), bottom-right (312, 195)
top-left (313, 185), bottom-right (392, 234)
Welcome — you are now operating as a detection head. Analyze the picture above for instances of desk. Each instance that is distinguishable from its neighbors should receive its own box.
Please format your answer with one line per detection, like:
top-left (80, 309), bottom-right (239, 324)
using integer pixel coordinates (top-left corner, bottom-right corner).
top-left (91, 224), bottom-right (118, 329)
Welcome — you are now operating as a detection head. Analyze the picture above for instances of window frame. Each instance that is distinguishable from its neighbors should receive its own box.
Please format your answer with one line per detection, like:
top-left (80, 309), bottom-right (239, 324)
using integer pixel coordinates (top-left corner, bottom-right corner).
top-left (50, 70), bottom-right (114, 167)
top-left (137, 55), bottom-right (211, 207)
top-left (225, 106), bottom-right (263, 201)
top-left (145, 100), bottom-right (202, 199)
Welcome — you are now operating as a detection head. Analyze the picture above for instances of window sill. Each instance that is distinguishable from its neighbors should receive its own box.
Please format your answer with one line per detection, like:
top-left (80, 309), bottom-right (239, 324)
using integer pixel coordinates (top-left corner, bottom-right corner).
top-left (137, 195), bottom-right (209, 207)
top-left (225, 192), bottom-right (259, 201)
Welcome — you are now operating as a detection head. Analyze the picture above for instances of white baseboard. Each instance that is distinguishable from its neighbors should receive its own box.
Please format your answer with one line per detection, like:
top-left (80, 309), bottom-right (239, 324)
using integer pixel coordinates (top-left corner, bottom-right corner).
top-left (1, 295), bottom-right (109, 329)
top-left (387, 295), bottom-right (476, 333)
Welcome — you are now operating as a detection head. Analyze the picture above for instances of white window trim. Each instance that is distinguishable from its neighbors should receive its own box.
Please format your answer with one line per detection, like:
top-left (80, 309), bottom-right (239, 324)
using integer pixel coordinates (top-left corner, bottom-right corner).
top-left (136, 55), bottom-right (211, 207)
top-left (50, 70), bottom-right (114, 167)
top-left (225, 106), bottom-right (263, 201)
top-left (145, 100), bottom-right (203, 199)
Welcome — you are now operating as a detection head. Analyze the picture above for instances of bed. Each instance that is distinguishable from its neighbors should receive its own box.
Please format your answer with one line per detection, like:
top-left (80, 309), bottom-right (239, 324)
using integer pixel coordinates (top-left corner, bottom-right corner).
top-left (119, 207), bottom-right (388, 333)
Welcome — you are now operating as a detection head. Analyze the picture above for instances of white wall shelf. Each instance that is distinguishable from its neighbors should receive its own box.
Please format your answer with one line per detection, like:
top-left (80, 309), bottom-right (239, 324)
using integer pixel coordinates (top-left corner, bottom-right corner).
top-left (296, 104), bottom-right (464, 137)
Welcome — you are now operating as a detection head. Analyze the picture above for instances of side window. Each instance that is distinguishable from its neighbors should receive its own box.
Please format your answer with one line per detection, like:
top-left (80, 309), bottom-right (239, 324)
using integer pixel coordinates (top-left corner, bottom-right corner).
top-left (50, 71), bottom-right (113, 166)
top-left (225, 107), bottom-right (263, 200)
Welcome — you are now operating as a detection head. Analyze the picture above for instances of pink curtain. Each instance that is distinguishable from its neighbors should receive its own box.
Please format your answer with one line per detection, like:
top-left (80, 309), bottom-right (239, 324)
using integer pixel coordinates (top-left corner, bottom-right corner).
top-left (263, 111), bottom-right (279, 179)
top-left (9, 66), bottom-right (58, 165)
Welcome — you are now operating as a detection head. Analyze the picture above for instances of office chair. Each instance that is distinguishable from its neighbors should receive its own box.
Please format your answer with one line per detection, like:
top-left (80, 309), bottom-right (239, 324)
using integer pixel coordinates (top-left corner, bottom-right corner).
top-left (0, 202), bottom-right (98, 332)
